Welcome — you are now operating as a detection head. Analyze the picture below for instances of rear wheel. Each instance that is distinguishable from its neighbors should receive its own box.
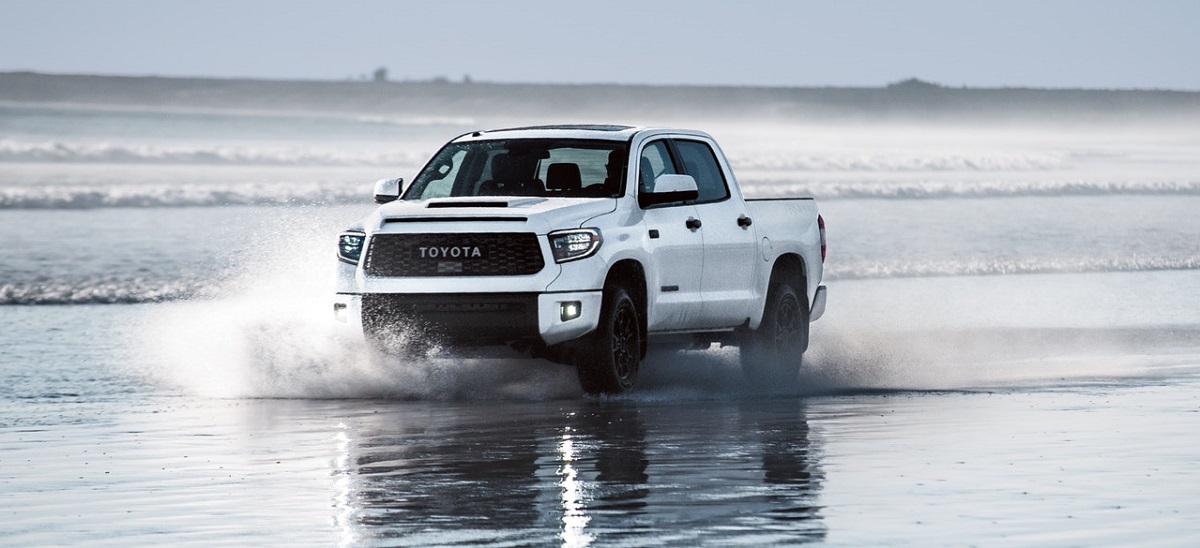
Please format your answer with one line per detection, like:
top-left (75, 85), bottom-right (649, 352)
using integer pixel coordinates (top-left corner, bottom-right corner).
top-left (577, 286), bottom-right (641, 395)
top-left (742, 281), bottom-right (808, 386)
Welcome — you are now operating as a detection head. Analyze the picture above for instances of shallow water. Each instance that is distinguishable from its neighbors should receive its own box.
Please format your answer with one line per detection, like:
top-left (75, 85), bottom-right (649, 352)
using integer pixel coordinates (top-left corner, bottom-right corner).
top-left (4, 280), bottom-right (1200, 545)
top-left (4, 102), bottom-right (1200, 545)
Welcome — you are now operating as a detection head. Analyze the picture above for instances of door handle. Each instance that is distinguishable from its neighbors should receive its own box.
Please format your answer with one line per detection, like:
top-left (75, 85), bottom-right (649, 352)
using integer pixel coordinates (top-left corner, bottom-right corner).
top-left (737, 215), bottom-right (753, 228)
top-left (685, 218), bottom-right (702, 231)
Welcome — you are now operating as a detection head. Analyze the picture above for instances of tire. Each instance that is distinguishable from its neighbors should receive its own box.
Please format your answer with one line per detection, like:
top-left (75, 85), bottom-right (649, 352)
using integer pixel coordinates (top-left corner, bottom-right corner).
top-left (577, 286), bottom-right (641, 395)
top-left (742, 281), bottom-right (808, 385)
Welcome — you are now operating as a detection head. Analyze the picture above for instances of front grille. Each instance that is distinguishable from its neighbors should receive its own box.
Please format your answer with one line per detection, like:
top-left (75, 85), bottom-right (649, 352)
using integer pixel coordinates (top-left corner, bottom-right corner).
top-left (365, 233), bottom-right (545, 277)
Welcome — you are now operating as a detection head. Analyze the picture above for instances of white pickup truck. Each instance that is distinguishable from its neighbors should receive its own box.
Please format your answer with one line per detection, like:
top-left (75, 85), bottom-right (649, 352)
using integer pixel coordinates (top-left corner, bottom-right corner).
top-left (334, 125), bottom-right (826, 394)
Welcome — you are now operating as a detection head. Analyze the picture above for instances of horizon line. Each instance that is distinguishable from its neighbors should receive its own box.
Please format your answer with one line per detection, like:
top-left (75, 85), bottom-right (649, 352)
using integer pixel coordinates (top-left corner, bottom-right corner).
top-left (5, 70), bottom-right (1198, 95)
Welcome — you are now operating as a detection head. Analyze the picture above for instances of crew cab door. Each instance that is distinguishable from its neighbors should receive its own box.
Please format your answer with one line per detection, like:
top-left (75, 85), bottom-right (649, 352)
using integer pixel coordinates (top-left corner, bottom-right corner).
top-left (637, 139), bottom-right (703, 331)
top-left (674, 138), bottom-right (760, 329)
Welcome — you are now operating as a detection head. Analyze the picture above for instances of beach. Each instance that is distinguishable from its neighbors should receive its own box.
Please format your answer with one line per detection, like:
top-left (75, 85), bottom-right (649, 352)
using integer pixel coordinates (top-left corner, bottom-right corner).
top-left (3, 74), bottom-right (1200, 545)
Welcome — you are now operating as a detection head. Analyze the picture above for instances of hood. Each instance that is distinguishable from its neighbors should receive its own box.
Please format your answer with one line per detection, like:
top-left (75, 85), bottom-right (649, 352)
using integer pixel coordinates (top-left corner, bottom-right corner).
top-left (368, 196), bottom-right (618, 234)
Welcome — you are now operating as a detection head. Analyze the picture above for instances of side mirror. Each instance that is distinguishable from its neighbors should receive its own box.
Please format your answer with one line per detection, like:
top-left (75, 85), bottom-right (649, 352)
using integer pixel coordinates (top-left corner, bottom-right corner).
top-left (639, 174), bottom-right (699, 208)
top-left (373, 177), bottom-right (403, 204)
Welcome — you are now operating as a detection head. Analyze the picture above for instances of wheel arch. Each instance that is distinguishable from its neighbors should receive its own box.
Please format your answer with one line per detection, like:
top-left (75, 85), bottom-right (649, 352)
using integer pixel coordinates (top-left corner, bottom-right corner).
top-left (749, 252), bottom-right (809, 331)
top-left (604, 259), bottom-right (648, 358)
top-left (770, 253), bottom-right (809, 301)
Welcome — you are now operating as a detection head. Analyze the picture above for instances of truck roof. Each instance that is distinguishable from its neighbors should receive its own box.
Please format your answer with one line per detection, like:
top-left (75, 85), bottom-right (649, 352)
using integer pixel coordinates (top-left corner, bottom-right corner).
top-left (452, 124), bottom-right (711, 143)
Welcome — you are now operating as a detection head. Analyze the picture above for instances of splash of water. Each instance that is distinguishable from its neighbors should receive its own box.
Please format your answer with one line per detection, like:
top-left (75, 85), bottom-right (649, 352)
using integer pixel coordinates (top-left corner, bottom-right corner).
top-left (131, 210), bottom-right (581, 400)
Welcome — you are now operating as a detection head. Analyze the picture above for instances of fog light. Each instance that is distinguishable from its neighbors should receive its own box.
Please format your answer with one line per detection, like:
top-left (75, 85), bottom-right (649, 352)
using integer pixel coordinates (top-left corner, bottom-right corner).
top-left (560, 301), bottom-right (582, 322)
top-left (333, 302), bottom-right (348, 322)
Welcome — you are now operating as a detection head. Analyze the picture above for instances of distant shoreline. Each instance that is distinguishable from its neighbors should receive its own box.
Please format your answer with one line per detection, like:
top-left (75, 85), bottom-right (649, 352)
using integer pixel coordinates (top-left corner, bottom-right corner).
top-left (3, 71), bottom-right (1199, 123)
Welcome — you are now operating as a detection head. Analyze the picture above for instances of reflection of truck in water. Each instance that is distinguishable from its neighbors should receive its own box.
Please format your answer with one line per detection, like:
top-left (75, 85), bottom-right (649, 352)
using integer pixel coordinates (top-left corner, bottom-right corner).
top-left (330, 400), bottom-right (824, 542)
top-left (334, 125), bottom-right (827, 394)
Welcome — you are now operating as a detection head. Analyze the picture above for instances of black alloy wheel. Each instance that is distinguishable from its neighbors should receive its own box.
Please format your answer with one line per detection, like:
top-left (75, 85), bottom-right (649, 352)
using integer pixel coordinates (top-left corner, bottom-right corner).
top-left (577, 286), bottom-right (641, 394)
top-left (742, 281), bottom-right (807, 385)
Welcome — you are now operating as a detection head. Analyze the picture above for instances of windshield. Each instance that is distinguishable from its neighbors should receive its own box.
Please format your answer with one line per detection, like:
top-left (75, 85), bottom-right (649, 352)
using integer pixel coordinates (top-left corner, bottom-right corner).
top-left (402, 139), bottom-right (628, 200)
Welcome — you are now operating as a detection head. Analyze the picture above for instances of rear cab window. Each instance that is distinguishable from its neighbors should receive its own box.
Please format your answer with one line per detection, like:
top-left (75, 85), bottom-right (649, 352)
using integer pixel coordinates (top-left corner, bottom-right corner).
top-left (673, 139), bottom-right (730, 204)
top-left (636, 137), bottom-right (731, 208)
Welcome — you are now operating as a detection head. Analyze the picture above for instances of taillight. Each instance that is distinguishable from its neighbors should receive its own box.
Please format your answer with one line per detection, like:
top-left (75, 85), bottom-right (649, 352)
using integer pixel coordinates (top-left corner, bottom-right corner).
top-left (818, 214), bottom-right (827, 263)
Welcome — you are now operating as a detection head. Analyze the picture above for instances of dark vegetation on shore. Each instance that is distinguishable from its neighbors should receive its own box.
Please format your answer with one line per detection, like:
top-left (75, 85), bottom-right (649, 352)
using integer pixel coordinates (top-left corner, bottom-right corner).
top-left (3, 71), bottom-right (1199, 123)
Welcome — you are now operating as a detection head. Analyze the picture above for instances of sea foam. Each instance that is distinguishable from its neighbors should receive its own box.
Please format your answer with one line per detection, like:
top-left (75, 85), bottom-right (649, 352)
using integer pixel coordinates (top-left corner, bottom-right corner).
top-left (4, 178), bottom-right (1200, 210)
top-left (0, 139), bottom-right (428, 166)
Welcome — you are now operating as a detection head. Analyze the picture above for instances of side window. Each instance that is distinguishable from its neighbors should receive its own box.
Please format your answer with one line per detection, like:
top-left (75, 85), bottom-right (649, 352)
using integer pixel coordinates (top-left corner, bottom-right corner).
top-left (673, 139), bottom-right (730, 204)
top-left (638, 140), bottom-right (678, 195)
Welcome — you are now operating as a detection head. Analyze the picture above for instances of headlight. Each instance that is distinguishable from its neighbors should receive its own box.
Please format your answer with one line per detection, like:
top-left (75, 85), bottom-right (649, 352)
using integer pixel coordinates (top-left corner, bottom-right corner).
top-left (337, 232), bottom-right (366, 264)
top-left (548, 228), bottom-right (602, 263)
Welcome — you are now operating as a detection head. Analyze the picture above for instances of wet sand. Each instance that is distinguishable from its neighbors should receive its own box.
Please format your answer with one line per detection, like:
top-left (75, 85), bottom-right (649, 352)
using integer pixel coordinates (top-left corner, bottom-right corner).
top-left (4, 372), bottom-right (1199, 546)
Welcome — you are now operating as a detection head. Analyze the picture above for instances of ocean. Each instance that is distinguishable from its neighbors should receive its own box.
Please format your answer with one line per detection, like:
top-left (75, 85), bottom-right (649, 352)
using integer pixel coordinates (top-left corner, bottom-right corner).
top-left (2, 99), bottom-right (1200, 545)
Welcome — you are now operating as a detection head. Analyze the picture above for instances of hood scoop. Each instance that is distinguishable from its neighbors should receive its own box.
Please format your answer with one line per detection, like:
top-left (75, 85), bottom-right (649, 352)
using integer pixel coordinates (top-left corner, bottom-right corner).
top-left (384, 215), bottom-right (527, 223)
top-left (427, 201), bottom-right (508, 209)
top-left (425, 197), bottom-right (546, 209)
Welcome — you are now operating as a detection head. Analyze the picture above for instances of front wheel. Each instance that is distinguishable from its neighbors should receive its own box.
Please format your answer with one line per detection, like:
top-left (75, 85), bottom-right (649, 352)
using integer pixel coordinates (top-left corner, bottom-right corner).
top-left (742, 281), bottom-right (808, 386)
top-left (577, 286), bottom-right (641, 395)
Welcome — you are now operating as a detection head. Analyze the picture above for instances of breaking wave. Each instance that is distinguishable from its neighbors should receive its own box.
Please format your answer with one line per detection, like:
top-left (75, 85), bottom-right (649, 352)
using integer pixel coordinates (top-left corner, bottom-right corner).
top-left (4, 178), bottom-right (1200, 210)
top-left (742, 178), bottom-right (1200, 200)
top-left (728, 151), bottom-right (1066, 172)
top-left (0, 139), bottom-right (428, 166)
top-left (0, 181), bottom-right (365, 209)
top-left (0, 279), bottom-right (206, 305)
top-left (827, 256), bottom-right (1200, 280)
top-left (0, 140), bottom-right (1071, 172)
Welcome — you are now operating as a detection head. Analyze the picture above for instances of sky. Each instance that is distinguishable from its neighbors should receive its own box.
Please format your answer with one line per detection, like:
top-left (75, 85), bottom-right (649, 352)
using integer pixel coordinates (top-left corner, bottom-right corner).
top-left (2, 0), bottom-right (1198, 90)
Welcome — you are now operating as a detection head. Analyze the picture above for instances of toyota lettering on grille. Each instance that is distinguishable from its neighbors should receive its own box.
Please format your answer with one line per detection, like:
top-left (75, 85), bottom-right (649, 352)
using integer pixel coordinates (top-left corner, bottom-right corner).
top-left (364, 233), bottom-right (542, 277)
top-left (414, 245), bottom-right (488, 259)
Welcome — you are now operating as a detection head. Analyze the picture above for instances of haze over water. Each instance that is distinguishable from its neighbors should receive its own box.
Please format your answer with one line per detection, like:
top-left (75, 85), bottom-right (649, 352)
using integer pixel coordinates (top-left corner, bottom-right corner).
top-left (2, 77), bottom-right (1200, 545)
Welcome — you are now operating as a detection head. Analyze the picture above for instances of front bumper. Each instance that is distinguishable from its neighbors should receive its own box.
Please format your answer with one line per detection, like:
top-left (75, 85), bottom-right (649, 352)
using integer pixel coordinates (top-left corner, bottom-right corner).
top-left (334, 290), bottom-right (603, 347)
